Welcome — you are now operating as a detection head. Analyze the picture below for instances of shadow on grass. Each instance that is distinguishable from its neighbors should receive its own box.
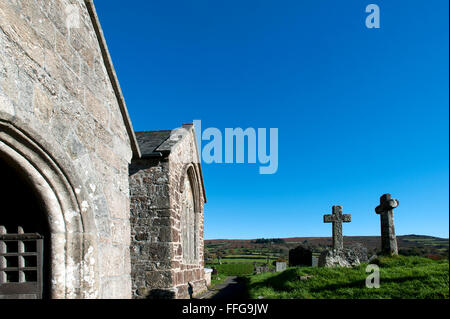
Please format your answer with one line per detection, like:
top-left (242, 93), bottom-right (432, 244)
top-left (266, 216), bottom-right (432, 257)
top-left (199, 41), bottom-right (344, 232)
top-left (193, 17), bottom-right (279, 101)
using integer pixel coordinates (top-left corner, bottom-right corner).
top-left (246, 268), bottom-right (434, 298)
top-left (309, 275), bottom-right (430, 293)
top-left (245, 269), bottom-right (299, 294)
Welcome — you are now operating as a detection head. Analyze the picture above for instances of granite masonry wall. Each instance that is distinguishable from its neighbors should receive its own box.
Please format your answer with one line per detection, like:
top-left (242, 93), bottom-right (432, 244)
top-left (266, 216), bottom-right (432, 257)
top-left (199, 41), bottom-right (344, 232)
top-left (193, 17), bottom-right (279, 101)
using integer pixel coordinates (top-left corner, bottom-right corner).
top-left (129, 126), bottom-right (207, 299)
top-left (0, 0), bottom-right (133, 298)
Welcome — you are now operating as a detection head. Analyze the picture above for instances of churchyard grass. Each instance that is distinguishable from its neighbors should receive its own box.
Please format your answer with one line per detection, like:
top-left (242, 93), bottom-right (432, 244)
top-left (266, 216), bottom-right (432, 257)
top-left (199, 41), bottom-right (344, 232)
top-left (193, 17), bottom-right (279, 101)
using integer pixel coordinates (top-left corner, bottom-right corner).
top-left (206, 263), bottom-right (255, 288)
top-left (220, 256), bottom-right (277, 263)
top-left (245, 256), bottom-right (449, 299)
top-left (208, 263), bottom-right (255, 276)
top-left (210, 274), bottom-right (228, 287)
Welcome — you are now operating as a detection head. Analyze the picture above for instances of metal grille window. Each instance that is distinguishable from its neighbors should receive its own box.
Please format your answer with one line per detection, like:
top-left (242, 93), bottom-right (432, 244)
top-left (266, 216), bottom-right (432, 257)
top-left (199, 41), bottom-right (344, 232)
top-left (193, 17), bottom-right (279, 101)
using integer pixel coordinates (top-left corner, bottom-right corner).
top-left (0, 226), bottom-right (44, 299)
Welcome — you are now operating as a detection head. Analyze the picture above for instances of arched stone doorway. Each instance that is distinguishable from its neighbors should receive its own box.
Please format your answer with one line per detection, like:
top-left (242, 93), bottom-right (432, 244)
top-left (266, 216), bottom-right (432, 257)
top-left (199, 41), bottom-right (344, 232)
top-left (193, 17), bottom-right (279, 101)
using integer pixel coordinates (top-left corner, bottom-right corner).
top-left (0, 119), bottom-right (100, 298)
top-left (0, 157), bottom-right (51, 299)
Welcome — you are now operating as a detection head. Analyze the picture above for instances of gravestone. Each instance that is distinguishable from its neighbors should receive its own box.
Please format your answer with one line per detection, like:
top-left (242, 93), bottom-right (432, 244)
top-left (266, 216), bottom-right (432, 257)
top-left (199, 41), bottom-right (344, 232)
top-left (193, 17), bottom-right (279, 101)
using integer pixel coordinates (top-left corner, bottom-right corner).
top-left (289, 245), bottom-right (312, 267)
top-left (323, 205), bottom-right (352, 250)
top-left (254, 265), bottom-right (273, 274)
top-left (311, 256), bottom-right (319, 267)
top-left (276, 262), bottom-right (287, 272)
top-left (375, 194), bottom-right (399, 255)
top-left (204, 268), bottom-right (213, 286)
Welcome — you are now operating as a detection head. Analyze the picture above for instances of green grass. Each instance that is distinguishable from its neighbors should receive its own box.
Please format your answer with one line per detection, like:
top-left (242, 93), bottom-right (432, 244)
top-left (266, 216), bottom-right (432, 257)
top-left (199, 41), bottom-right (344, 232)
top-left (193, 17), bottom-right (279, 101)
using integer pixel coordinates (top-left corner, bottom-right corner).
top-left (246, 256), bottom-right (449, 299)
top-left (225, 254), bottom-right (271, 258)
top-left (210, 274), bottom-right (228, 287)
top-left (207, 263), bottom-right (255, 276)
top-left (220, 256), bottom-right (278, 264)
top-left (206, 263), bottom-right (256, 289)
top-left (221, 258), bottom-right (271, 263)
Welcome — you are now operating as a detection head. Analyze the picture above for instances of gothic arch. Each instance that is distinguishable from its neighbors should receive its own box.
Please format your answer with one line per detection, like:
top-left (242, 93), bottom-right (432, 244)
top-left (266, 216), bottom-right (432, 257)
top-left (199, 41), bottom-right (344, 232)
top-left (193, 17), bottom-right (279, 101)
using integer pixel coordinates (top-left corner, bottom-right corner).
top-left (178, 163), bottom-right (203, 263)
top-left (0, 117), bottom-right (99, 298)
top-left (179, 163), bottom-right (202, 214)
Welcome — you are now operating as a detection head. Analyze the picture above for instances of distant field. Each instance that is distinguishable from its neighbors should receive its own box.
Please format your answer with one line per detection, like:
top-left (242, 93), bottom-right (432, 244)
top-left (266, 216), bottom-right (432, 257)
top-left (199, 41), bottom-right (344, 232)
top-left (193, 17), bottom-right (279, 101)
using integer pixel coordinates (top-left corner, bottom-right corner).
top-left (221, 258), bottom-right (275, 263)
top-left (223, 256), bottom-right (273, 259)
top-left (205, 235), bottom-right (449, 260)
top-left (220, 254), bottom-right (277, 263)
top-left (401, 238), bottom-right (448, 246)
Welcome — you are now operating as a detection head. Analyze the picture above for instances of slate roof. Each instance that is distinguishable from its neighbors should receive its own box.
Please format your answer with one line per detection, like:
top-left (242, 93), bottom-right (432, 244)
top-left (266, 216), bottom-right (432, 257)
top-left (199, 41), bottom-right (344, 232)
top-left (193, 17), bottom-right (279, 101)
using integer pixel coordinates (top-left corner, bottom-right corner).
top-left (134, 125), bottom-right (207, 202)
top-left (135, 130), bottom-right (173, 157)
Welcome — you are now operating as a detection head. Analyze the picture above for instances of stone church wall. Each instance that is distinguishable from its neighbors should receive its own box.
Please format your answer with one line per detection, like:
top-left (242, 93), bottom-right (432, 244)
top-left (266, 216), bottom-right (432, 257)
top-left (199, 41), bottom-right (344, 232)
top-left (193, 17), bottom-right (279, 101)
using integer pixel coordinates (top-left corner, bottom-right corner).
top-left (129, 157), bottom-right (174, 298)
top-left (168, 126), bottom-right (206, 298)
top-left (0, 0), bottom-right (133, 298)
top-left (130, 126), bottom-right (207, 299)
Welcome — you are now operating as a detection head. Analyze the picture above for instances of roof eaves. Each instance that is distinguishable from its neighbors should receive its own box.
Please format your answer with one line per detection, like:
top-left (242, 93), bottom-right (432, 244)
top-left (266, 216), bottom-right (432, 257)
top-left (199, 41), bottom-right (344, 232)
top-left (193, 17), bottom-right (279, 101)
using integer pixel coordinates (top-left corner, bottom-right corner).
top-left (84, 0), bottom-right (141, 159)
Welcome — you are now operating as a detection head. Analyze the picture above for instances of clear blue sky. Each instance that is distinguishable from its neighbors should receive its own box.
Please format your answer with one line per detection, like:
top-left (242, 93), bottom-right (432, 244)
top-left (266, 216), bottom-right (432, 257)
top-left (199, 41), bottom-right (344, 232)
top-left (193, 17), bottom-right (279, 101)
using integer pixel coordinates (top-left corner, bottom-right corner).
top-left (95, 0), bottom-right (449, 239)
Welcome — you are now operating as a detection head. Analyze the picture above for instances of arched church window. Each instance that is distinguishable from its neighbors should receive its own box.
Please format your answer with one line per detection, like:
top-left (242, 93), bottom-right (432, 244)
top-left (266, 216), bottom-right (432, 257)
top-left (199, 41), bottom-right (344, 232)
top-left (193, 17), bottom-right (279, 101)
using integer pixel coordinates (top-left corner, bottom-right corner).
top-left (181, 169), bottom-right (198, 264)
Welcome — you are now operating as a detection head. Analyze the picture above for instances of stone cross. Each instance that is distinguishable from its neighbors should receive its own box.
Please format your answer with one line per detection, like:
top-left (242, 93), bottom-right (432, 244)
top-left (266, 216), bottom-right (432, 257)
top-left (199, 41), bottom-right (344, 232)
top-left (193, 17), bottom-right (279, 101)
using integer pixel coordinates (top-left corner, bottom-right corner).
top-left (375, 194), bottom-right (399, 255)
top-left (323, 206), bottom-right (352, 250)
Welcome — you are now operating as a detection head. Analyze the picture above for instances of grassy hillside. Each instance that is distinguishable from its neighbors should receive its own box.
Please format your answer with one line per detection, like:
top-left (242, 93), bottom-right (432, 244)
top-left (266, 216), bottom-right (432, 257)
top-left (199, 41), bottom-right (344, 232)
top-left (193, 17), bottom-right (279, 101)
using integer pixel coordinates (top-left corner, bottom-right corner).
top-left (245, 256), bottom-right (449, 299)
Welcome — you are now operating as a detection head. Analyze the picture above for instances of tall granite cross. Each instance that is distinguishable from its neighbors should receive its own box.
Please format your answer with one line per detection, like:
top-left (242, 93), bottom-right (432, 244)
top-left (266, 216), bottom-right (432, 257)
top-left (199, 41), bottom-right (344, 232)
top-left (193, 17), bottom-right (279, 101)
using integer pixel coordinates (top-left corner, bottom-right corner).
top-left (323, 206), bottom-right (352, 250)
top-left (375, 194), bottom-right (399, 255)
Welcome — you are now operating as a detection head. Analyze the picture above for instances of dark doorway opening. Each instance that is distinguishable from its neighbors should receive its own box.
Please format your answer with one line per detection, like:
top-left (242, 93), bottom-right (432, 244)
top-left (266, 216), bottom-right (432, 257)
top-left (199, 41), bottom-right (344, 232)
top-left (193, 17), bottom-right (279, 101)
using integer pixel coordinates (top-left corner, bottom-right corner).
top-left (0, 156), bottom-right (51, 299)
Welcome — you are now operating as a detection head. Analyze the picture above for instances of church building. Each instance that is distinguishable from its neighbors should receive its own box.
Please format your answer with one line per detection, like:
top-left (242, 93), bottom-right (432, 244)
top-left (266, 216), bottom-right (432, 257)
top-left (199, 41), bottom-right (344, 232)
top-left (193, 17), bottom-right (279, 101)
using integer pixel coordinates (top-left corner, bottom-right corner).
top-left (0, 0), bottom-right (207, 299)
